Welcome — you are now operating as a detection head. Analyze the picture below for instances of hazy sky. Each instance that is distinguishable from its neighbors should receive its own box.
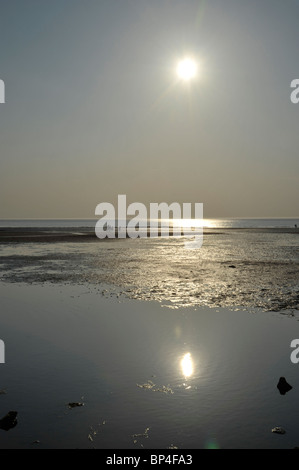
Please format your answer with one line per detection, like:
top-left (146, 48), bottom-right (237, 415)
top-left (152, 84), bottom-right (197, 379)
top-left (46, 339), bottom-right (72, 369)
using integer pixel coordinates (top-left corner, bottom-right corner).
top-left (1, 0), bottom-right (299, 218)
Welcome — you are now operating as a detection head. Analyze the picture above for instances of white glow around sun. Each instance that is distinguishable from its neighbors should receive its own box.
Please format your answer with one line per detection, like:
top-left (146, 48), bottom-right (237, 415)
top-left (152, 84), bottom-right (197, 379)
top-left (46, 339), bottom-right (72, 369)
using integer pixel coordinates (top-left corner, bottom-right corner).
top-left (176, 58), bottom-right (198, 81)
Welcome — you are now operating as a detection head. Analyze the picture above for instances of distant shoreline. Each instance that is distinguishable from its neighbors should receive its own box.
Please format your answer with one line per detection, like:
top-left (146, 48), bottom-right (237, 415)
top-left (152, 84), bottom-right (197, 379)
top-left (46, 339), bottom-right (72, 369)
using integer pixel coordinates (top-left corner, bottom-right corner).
top-left (0, 226), bottom-right (298, 243)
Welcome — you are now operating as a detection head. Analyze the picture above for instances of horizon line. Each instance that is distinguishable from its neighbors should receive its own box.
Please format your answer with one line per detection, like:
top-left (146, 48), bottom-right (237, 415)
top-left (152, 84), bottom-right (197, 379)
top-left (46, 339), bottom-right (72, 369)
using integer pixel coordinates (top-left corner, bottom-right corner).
top-left (0, 216), bottom-right (298, 221)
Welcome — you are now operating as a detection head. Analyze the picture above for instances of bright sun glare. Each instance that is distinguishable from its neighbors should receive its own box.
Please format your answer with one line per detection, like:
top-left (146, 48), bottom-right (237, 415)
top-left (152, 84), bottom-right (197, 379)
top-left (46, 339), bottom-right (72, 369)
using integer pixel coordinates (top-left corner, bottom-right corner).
top-left (176, 58), bottom-right (198, 81)
top-left (181, 352), bottom-right (194, 378)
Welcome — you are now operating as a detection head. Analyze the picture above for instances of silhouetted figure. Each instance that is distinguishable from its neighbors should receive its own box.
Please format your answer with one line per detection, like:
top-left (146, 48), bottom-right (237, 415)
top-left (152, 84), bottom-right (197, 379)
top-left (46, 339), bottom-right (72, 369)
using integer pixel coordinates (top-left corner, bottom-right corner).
top-left (0, 411), bottom-right (18, 431)
top-left (277, 377), bottom-right (292, 395)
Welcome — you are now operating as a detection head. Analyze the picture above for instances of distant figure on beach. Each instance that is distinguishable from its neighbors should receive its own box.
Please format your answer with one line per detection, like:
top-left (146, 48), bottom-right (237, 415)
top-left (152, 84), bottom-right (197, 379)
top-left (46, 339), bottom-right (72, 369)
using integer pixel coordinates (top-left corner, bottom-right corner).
top-left (295, 224), bottom-right (297, 229)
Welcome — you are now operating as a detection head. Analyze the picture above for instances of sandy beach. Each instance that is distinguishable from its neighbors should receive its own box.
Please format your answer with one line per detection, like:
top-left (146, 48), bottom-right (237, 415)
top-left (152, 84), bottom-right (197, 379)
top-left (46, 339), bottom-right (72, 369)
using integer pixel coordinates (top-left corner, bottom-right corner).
top-left (0, 226), bottom-right (299, 448)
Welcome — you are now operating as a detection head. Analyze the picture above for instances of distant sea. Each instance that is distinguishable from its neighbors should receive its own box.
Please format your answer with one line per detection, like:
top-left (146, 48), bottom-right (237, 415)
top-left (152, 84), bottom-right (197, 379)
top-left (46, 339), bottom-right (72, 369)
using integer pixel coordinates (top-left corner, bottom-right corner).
top-left (0, 218), bottom-right (298, 229)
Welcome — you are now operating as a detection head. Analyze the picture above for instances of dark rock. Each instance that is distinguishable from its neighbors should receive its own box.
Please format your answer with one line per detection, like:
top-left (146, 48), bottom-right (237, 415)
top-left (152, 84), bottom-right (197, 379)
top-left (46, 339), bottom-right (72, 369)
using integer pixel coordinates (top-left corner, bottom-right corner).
top-left (0, 411), bottom-right (18, 431)
top-left (277, 377), bottom-right (293, 395)
top-left (272, 426), bottom-right (286, 434)
top-left (67, 402), bottom-right (84, 409)
top-left (228, 265), bottom-right (236, 268)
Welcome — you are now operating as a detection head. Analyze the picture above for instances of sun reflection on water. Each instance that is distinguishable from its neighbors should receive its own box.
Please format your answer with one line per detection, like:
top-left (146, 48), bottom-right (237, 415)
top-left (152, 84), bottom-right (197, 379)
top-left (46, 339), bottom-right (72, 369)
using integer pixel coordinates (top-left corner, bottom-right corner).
top-left (180, 352), bottom-right (194, 378)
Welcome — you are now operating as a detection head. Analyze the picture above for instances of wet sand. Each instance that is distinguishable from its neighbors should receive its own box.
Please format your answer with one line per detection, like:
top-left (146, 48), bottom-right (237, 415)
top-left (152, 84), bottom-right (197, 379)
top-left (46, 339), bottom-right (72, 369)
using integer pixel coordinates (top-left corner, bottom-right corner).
top-left (1, 227), bottom-right (298, 312)
top-left (0, 282), bottom-right (299, 449)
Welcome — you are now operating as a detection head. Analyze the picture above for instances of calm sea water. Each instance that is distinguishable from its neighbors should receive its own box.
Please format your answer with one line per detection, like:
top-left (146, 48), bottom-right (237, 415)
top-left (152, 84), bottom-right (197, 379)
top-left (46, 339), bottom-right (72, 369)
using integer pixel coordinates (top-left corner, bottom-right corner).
top-left (0, 218), bottom-right (298, 229)
top-left (1, 282), bottom-right (299, 449)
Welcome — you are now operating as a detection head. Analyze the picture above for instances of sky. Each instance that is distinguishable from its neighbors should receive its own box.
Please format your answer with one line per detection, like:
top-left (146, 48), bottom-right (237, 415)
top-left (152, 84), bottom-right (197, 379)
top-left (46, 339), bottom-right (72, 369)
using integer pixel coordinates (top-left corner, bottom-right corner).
top-left (0, 0), bottom-right (299, 219)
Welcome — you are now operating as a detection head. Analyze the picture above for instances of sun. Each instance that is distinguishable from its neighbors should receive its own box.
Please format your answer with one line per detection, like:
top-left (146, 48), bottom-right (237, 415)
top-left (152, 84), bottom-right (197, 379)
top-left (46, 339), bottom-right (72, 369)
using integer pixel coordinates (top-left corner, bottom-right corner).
top-left (176, 57), bottom-right (198, 81)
